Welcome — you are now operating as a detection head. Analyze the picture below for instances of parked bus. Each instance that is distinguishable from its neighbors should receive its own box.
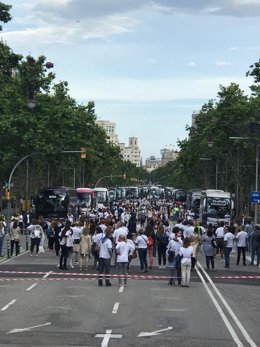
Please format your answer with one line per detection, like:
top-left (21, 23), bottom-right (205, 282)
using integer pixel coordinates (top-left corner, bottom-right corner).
top-left (76, 188), bottom-right (95, 215)
top-left (93, 187), bottom-right (109, 208)
top-left (125, 186), bottom-right (139, 199)
top-left (172, 189), bottom-right (187, 207)
top-left (199, 189), bottom-right (233, 225)
top-left (34, 186), bottom-right (76, 219)
top-left (186, 189), bottom-right (202, 217)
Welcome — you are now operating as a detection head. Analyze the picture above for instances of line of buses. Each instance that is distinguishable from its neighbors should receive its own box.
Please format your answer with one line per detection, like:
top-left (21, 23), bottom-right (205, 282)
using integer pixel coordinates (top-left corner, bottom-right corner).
top-left (33, 185), bottom-right (234, 226)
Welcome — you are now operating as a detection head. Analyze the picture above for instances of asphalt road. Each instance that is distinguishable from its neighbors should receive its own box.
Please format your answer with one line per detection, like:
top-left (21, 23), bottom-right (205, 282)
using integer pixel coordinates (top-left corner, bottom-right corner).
top-left (0, 245), bottom-right (259, 347)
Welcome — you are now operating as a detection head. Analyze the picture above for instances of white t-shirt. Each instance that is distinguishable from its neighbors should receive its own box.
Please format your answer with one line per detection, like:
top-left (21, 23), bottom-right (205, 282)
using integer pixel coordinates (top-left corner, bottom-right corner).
top-left (236, 231), bottom-right (248, 247)
top-left (71, 226), bottom-right (82, 241)
top-left (113, 227), bottom-right (128, 243)
top-left (99, 238), bottom-right (113, 259)
top-left (179, 246), bottom-right (193, 264)
top-left (224, 232), bottom-right (235, 248)
top-left (216, 227), bottom-right (225, 238)
top-left (135, 235), bottom-right (148, 249)
top-left (116, 241), bottom-right (135, 263)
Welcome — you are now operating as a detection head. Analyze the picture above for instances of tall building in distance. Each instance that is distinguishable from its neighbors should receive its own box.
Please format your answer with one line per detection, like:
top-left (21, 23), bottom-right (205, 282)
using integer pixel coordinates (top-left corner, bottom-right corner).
top-left (192, 110), bottom-right (200, 127)
top-left (96, 120), bottom-right (119, 145)
top-left (119, 137), bottom-right (141, 167)
top-left (96, 119), bottom-right (141, 167)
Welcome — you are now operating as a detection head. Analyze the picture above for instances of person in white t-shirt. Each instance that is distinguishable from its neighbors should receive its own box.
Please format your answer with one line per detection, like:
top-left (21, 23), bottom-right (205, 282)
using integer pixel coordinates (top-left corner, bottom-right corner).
top-left (224, 226), bottom-right (235, 268)
top-left (116, 235), bottom-right (135, 286)
top-left (98, 227), bottom-right (113, 287)
top-left (236, 228), bottom-right (248, 266)
top-left (179, 237), bottom-right (193, 287)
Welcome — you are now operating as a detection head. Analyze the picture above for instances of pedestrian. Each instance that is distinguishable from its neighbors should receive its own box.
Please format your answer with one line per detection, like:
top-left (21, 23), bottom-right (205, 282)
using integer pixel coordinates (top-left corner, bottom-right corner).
top-left (189, 226), bottom-right (201, 270)
top-left (79, 223), bottom-right (92, 270)
top-left (236, 226), bottom-right (248, 266)
top-left (71, 221), bottom-right (83, 267)
top-left (98, 227), bottom-right (113, 287)
top-left (58, 221), bottom-right (73, 270)
top-left (10, 220), bottom-right (21, 257)
top-left (92, 226), bottom-right (104, 269)
top-left (30, 220), bottom-right (44, 256)
top-left (179, 237), bottom-right (193, 287)
top-left (215, 221), bottom-right (225, 258)
top-left (166, 232), bottom-right (181, 285)
top-left (0, 220), bottom-right (6, 257)
top-left (250, 225), bottom-right (260, 266)
top-left (145, 224), bottom-right (155, 269)
top-left (224, 226), bottom-right (235, 268)
top-left (47, 220), bottom-right (56, 251)
top-left (135, 229), bottom-right (148, 273)
top-left (202, 229), bottom-right (216, 270)
top-left (156, 224), bottom-right (168, 269)
top-left (116, 234), bottom-right (135, 287)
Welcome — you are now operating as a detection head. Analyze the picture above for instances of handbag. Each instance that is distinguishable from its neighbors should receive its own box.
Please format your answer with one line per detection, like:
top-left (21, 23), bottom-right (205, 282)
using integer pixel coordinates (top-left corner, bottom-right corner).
top-left (38, 245), bottom-right (45, 253)
top-left (128, 249), bottom-right (137, 261)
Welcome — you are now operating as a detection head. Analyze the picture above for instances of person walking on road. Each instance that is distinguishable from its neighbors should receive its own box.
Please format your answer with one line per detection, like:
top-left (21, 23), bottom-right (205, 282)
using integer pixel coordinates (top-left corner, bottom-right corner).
top-left (236, 226), bottom-right (248, 266)
top-left (179, 237), bottom-right (193, 287)
top-left (250, 225), bottom-right (260, 266)
top-left (156, 224), bottom-right (168, 269)
top-left (58, 221), bottom-right (73, 270)
top-left (224, 226), bottom-right (235, 268)
top-left (116, 234), bottom-right (135, 287)
top-left (30, 220), bottom-right (44, 256)
top-left (215, 221), bottom-right (225, 258)
top-left (135, 229), bottom-right (148, 273)
top-left (0, 221), bottom-right (6, 257)
top-left (98, 227), bottom-right (113, 287)
top-left (202, 229), bottom-right (216, 270)
top-left (10, 220), bottom-right (21, 257)
top-left (79, 223), bottom-right (92, 270)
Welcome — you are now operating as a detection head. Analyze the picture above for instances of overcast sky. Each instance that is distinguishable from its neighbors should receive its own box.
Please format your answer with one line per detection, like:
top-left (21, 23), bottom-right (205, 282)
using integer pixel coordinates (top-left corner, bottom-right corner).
top-left (1, 0), bottom-right (260, 160)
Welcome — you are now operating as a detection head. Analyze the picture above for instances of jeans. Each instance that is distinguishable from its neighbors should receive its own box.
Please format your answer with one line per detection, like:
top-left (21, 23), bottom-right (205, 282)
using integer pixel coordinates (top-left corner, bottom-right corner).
top-left (99, 257), bottom-right (111, 284)
top-left (237, 246), bottom-right (246, 265)
top-left (206, 256), bottom-right (214, 269)
top-left (0, 236), bottom-right (4, 256)
top-left (251, 244), bottom-right (260, 265)
top-left (59, 245), bottom-right (69, 268)
top-left (138, 248), bottom-right (148, 271)
top-left (30, 238), bottom-right (41, 254)
top-left (11, 240), bottom-right (20, 256)
top-left (224, 247), bottom-right (232, 268)
top-left (157, 244), bottom-right (167, 266)
top-left (117, 262), bottom-right (128, 284)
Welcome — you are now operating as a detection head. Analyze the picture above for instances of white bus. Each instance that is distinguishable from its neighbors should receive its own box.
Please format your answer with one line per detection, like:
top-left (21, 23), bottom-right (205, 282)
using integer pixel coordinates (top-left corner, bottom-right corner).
top-left (93, 187), bottom-right (109, 208)
top-left (199, 189), bottom-right (233, 226)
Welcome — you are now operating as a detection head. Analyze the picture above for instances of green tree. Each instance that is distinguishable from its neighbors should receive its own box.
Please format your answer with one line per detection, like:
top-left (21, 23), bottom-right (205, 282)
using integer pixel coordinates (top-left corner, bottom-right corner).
top-left (0, 1), bottom-right (12, 31)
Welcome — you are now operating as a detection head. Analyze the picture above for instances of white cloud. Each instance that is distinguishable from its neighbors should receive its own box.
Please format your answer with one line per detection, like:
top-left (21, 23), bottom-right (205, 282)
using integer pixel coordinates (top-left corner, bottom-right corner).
top-left (187, 61), bottom-right (196, 67)
top-left (2, 15), bottom-right (139, 44)
top-left (67, 75), bottom-right (250, 103)
top-left (216, 61), bottom-right (232, 66)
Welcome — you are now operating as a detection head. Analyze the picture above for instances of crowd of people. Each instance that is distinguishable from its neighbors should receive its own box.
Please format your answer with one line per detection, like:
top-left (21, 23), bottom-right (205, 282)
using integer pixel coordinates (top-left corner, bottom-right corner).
top-left (0, 199), bottom-right (259, 288)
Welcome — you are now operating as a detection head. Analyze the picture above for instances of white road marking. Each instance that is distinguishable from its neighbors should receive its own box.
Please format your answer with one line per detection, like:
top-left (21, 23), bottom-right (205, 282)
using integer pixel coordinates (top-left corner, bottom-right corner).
top-left (26, 283), bottom-right (38, 291)
top-left (43, 271), bottom-right (52, 279)
top-left (138, 326), bottom-right (173, 337)
top-left (119, 285), bottom-right (124, 293)
top-left (1, 299), bottom-right (17, 311)
top-left (7, 322), bottom-right (52, 334)
top-left (95, 329), bottom-right (122, 347)
top-left (112, 302), bottom-right (120, 314)
top-left (197, 261), bottom-right (257, 347)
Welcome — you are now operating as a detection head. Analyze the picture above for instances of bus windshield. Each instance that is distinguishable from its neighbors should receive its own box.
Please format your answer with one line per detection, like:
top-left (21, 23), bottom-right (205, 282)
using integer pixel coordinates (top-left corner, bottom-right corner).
top-left (95, 191), bottom-right (107, 203)
top-left (206, 197), bottom-right (231, 218)
top-left (77, 192), bottom-right (92, 208)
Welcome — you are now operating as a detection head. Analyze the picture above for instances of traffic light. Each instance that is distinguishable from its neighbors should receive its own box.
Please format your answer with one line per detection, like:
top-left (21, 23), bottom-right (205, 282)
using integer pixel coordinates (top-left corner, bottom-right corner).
top-left (80, 146), bottom-right (87, 159)
top-left (5, 188), bottom-right (10, 200)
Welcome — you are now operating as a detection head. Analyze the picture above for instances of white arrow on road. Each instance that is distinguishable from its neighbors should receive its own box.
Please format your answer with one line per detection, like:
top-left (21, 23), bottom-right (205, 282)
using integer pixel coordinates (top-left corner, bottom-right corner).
top-left (7, 322), bottom-right (51, 334)
top-left (138, 326), bottom-right (173, 337)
